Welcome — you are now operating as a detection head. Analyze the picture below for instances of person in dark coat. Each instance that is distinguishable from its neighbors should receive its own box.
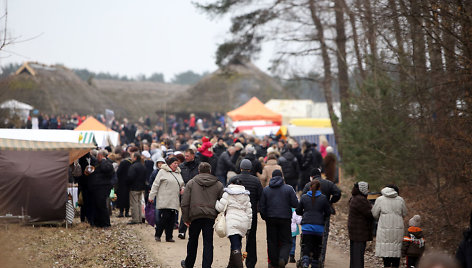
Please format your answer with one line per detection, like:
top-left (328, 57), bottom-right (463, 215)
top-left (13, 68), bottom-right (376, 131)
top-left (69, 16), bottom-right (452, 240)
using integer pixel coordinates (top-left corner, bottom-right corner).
top-left (456, 210), bottom-right (472, 268)
top-left (322, 146), bottom-right (337, 183)
top-left (237, 145), bottom-right (262, 177)
top-left (278, 144), bottom-right (300, 190)
top-left (299, 141), bottom-right (315, 190)
top-left (142, 151), bottom-right (154, 202)
top-left (127, 152), bottom-right (147, 224)
top-left (296, 180), bottom-right (331, 268)
top-left (213, 137), bottom-right (227, 157)
top-left (178, 149), bottom-right (201, 239)
top-left (312, 144), bottom-right (323, 171)
top-left (301, 168), bottom-right (341, 266)
top-left (230, 159), bottom-right (263, 268)
top-left (87, 150), bottom-right (115, 227)
top-left (180, 149), bottom-right (200, 184)
top-left (215, 146), bottom-right (236, 186)
top-left (348, 182), bottom-right (374, 268)
top-left (260, 170), bottom-right (299, 267)
top-left (116, 152), bottom-right (132, 217)
top-left (181, 162), bottom-right (224, 268)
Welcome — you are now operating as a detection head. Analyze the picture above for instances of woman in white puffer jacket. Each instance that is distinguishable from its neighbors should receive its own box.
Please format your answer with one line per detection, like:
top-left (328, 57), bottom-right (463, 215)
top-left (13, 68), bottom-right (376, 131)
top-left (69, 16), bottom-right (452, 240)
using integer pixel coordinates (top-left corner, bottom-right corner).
top-left (372, 185), bottom-right (407, 268)
top-left (216, 178), bottom-right (252, 268)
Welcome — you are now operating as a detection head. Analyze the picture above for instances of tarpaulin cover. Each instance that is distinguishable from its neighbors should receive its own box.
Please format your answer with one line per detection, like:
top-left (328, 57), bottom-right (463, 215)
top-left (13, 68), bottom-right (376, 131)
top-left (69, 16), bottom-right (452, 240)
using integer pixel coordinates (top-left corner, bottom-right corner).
top-left (0, 150), bottom-right (68, 222)
top-left (0, 138), bottom-right (94, 164)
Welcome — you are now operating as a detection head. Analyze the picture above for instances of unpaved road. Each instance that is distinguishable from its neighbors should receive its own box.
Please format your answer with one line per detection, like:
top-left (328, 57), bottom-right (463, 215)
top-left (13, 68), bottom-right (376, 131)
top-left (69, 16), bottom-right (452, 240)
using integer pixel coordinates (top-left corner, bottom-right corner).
top-left (136, 215), bottom-right (350, 268)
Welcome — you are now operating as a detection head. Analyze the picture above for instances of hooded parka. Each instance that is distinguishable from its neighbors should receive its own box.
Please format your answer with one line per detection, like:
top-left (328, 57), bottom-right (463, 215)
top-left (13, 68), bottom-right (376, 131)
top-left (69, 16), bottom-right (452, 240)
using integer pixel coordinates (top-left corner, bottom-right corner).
top-left (372, 187), bottom-right (407, 258)
top-left (181, 173), bottom-right (224, 223)
top-left (215, 184), bottom-right (253, 237)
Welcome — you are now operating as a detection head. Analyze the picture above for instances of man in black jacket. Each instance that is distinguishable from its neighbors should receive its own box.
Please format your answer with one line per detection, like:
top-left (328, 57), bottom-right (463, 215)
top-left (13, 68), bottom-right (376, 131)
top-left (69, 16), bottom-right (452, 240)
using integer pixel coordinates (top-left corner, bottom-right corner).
top-left (127, 152), bottom-right (147, 224)
top-left (87, 150), bottom-right (115, 227)
top-left (259, 170), bottom-right (299, 267)
top-left (237, 145), bottom-right (262, 176)
top-left (180, 149), bottom-right (200, 184)
top-left (178, 149), bottom-right (200, 239)
top-left (302, 168), bottom-right (341, 267)
top-left (278, 144), bottom-right (300, 190)
top-left (215, 146), bottom-right (236, 186)
top-left (229, 159), bottom-right (263, 268)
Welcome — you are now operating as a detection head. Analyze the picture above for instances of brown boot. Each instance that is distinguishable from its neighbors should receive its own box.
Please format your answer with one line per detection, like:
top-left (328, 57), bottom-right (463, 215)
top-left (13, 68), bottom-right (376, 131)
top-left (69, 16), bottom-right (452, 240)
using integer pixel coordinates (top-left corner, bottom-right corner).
top-left (227, 250), bottom-right (243, 268)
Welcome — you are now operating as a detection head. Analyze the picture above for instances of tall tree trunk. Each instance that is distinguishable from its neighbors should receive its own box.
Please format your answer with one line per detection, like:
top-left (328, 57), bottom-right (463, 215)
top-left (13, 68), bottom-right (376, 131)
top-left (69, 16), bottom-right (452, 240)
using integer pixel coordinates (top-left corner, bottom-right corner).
top-left (308, 0), bottom-right (342, 156)
top-left (334, 0), bottom-right (350, 120)
top-left (340, 0), bottom-right (365, 80)
top-left (388, 0), bottom-right (408, 94)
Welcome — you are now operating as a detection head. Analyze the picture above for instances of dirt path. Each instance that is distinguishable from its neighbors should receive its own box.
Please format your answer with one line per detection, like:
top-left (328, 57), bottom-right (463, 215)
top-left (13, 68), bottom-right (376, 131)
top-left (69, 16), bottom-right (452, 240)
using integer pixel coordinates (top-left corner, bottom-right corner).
top-left (136, 215), bottom-right (350, 268)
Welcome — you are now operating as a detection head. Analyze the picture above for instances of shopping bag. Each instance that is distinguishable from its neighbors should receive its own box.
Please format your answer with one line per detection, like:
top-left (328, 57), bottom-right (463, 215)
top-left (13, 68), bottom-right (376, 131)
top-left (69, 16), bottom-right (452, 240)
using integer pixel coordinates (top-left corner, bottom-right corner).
top-left (145, 202), bottom-right (156, 227)
top-left (214, 202), bottom-right (228, 238)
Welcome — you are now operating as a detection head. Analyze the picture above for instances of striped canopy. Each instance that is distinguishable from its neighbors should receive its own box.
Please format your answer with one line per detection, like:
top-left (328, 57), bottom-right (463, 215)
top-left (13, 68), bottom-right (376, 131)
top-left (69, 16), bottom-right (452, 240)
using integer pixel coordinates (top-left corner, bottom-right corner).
top-left (0, 138), bottom-right (95, 164)
top-left (78, 131), bottom-right (96, 144)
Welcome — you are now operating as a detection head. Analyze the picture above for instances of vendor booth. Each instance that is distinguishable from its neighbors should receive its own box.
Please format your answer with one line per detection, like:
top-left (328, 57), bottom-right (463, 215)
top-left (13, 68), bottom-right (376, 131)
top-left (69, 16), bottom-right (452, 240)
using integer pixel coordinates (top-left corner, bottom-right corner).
top-left (74, 116), bottom-right (119, 147)
top-left (0, 138), bottom-right (94, 222)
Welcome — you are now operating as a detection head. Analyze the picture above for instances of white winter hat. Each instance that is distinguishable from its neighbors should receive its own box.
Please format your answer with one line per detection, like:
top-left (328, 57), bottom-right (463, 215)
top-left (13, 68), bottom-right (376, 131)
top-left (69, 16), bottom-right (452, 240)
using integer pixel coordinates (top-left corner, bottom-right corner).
top-left (326, 146), bottom-right (334, 153)
top-left (409, 215), bottom-right (421, 227)
top-left (142, 151), bottom-right (151, 159)
top-left (358, 181), bottom-right (369, 196)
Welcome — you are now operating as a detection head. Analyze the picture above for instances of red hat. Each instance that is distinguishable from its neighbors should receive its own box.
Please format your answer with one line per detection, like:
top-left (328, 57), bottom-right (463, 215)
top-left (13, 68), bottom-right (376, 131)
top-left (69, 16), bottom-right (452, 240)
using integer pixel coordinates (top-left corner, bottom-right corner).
top-left (202, 136), bottom-right (209, 143)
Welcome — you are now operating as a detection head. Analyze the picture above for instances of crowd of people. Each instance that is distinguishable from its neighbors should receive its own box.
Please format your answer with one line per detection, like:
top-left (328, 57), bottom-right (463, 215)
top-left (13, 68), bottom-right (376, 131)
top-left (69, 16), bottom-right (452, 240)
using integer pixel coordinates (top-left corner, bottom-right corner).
top-left (68, 114), bottom-right (471, 268)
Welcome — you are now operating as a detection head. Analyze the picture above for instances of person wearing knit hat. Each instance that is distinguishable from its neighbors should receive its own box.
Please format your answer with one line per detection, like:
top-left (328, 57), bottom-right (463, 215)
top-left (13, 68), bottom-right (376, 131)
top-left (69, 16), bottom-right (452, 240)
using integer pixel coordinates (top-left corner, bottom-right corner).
top-left (348, 181), bottom-right (374, 268)
top-left (409, 215), bottom-right (421, 227)
top-left (238, 144), bottom-right (263, 177)
top-left (402, 215), bottom-right (426, 268)
top-left (357, 181), bottom-right (369, 196)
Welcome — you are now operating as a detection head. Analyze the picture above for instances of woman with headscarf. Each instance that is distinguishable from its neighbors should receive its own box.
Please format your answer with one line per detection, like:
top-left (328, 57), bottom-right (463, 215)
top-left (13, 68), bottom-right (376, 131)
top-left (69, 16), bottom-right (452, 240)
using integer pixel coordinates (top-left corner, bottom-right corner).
top-left (148, 157), bottom-right (184, 242)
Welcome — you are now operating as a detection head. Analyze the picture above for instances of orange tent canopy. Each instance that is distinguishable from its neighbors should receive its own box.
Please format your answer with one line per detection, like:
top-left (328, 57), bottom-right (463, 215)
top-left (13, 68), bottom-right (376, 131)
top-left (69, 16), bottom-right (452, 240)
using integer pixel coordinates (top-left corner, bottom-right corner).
top-left (227, 97), bottom-right (282, 123)
top-left (74, 116), bottom-right (109, 131)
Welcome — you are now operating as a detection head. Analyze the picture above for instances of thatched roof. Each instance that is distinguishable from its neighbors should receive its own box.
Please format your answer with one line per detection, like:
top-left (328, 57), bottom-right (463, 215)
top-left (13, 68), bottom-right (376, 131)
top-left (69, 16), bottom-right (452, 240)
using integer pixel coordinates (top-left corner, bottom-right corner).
top-left (92, 79), bottom-right (188, 119)
top-left (0, 62), bottom-right (107, 116)
top-left (0, 62), bottom-right (189, 120)
top-left (160, 60), bottom-right (289, 114)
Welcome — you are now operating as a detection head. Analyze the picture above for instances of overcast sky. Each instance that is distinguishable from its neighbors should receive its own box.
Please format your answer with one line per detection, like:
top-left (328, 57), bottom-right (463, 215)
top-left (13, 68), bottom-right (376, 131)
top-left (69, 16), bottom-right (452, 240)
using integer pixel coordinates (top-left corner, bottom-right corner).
top-left (1, 0), bottom-right (273, 81)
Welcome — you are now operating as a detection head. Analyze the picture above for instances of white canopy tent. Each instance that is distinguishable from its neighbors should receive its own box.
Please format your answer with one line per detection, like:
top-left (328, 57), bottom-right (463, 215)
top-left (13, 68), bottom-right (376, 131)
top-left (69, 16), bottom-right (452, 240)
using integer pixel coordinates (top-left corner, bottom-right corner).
top-left (265, 99), bottom-right (341, 124)
top-left (0, 129), bottom-right (82, 143)
top-left (0, 99), bottom-right (34, 122)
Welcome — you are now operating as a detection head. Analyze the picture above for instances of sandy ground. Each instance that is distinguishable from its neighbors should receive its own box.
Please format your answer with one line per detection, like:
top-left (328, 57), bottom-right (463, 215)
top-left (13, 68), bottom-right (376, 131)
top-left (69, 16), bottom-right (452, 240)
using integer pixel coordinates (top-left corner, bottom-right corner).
top-left (135, 214), bottom-right (350, 268)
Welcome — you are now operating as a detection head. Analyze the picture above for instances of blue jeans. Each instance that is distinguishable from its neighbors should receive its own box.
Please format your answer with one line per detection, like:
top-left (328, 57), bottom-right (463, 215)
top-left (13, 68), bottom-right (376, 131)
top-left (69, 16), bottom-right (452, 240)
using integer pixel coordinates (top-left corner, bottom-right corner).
top-left (229, 234), bottom-right (242, 251)
top-left (290, 236), bottom-right (297, 256)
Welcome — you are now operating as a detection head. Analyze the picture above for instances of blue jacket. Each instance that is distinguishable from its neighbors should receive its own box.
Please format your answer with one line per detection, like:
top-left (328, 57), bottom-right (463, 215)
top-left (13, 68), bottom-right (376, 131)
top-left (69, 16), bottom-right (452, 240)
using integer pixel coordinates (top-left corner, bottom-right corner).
top-left (296, 190), bottom-right (331, 226)
top-left (259, 176), bottom-right (298, 220)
